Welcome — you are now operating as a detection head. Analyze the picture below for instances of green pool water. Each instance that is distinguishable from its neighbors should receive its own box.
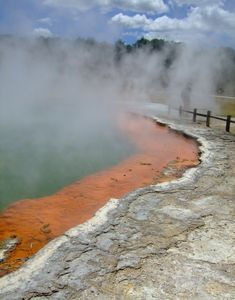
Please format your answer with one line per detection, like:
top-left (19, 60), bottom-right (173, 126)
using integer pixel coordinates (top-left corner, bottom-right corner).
top-left (0, 112), bottom-right (136, 211)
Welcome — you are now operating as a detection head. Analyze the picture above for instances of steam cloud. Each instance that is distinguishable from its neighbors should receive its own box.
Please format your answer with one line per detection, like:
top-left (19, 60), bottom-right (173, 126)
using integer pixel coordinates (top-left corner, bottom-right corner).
top-left (0, 36), bottom-right (232, 124)
top-left (0, 35), bottom-right (233, 207)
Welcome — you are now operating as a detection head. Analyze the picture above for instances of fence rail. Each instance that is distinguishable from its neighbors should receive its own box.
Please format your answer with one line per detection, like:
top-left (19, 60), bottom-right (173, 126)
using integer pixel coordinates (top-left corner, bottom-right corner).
top-left (172, 106), bottom-right (235, 132)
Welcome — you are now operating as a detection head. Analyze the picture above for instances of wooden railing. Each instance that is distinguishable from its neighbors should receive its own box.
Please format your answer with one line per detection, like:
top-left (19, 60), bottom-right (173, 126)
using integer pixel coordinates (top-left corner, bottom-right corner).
top-left (174, 106), bottom-right (235, 132)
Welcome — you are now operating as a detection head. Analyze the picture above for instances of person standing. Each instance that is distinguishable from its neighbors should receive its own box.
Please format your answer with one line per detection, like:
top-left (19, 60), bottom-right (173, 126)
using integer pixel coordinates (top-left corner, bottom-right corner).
top-left (181, 82), bottom-right (192, 110)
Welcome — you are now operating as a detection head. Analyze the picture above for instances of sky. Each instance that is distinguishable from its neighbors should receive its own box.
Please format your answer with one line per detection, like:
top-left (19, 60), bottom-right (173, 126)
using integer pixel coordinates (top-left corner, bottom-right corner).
top-left (0, 0), bottom-right (235, 47)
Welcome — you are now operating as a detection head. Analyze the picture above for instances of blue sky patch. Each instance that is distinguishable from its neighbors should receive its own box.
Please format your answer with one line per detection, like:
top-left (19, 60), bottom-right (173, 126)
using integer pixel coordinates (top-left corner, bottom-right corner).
top-left (0, 0), bottom-right (234, 47)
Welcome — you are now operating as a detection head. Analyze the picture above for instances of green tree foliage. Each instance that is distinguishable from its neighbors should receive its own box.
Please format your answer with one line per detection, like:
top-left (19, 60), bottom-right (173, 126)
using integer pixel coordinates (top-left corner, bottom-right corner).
top-left (113, 37), bottom-right (181, 70)
top-left (114, 39), bottom-right (126, 63)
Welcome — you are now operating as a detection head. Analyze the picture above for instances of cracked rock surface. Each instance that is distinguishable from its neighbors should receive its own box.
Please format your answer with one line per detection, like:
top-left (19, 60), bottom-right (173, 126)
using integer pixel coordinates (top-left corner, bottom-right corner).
top-left (0, 116), bottom-right (234, 299)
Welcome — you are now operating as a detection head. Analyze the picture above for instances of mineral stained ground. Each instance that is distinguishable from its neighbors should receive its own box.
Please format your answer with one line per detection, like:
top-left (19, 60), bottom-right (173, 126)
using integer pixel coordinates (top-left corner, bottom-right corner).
top-left (0, 114), bottom-right (234, 299)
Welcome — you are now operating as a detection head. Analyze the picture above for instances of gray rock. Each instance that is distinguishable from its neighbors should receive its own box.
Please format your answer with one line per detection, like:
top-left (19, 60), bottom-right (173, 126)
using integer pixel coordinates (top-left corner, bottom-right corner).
top-left (0, 237), bottom-right (20, 262)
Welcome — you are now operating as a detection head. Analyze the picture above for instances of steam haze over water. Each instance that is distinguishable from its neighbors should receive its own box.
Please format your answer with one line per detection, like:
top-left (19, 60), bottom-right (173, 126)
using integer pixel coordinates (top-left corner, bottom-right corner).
top-left (0, 0), bottom-right (235, 209)
top-left (0, 38), bottom-right (137, 210)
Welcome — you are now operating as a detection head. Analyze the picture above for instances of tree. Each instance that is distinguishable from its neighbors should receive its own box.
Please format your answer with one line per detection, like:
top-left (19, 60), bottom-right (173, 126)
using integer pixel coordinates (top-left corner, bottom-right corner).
top-left (114, 39), bottom-right (126, 62)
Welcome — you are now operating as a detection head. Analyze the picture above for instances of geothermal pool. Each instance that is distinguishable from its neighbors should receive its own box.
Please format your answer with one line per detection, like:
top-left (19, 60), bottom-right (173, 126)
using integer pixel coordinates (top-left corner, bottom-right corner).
top-left (0, 115), bottom-right (199, 276)
top-left (0, 116), bottom-right (136, 210)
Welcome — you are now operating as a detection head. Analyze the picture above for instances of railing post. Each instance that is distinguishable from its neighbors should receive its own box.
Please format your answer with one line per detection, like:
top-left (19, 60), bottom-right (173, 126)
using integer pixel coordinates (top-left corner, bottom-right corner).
top-left (193, 108), bottom-right (197, 122)
top-left (179, 106), bottom-right (182, 118)
top-left (226, 115), bottom-right (231, 132)
top-left (206, 110), bottom-right (211, 127)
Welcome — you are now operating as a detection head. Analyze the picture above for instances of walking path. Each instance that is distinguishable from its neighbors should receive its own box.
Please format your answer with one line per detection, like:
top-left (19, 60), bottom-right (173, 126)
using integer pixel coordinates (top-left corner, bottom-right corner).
top-left (0, 114), bottom-right (234, 299)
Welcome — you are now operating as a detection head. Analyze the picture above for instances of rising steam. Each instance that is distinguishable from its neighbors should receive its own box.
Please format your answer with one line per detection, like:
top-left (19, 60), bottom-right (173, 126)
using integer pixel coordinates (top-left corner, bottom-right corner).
top-left (0, 35), bottom-right (233, 207)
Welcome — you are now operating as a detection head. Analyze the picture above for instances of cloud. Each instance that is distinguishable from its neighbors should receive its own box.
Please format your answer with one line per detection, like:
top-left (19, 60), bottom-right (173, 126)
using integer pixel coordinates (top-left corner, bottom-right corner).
top-left (33, 27), bottom-right (53, 37)
top-left (112, 14), bottom-right (151, 29)
top-left (43, 0), bottom-right (168, 14)
top-left (172, 0), bottom-right (224, 7)
top-left (37, 17), bottom-right (53, 26)
top-left (111, 5), bottom-right (235, 42)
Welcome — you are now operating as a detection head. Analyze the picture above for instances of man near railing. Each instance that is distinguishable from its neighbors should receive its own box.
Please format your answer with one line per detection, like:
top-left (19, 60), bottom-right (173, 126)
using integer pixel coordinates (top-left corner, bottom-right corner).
top-left (181, 82), bottom-right (192, 111)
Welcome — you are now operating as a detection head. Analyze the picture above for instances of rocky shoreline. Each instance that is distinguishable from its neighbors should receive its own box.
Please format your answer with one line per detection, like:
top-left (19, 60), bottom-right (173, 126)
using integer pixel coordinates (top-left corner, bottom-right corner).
top-left (0, 115), bottom-right (234, 299)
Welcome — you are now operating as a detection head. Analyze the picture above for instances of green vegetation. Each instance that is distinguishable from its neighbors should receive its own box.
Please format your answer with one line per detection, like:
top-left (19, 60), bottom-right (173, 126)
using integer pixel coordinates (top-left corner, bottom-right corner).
top-left (217, 100), bottom-right (235, 116)
top-left (114, 37), bottom-right (180, 70)
top-left (114, 37), bottom-right (235, 96)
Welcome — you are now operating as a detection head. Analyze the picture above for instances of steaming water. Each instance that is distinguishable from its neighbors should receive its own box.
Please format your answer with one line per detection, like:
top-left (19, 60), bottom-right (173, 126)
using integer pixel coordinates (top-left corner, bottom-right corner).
top-left (0, 37), bottom-right (225, 212)
top-left (0, 108), bottom-right (136, 211)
